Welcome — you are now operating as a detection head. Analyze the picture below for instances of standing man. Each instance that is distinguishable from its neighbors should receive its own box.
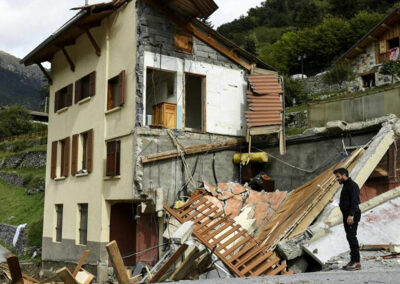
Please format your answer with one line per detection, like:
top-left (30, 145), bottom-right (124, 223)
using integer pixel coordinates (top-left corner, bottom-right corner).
top-left (333, 168), bottom-right (362, 270)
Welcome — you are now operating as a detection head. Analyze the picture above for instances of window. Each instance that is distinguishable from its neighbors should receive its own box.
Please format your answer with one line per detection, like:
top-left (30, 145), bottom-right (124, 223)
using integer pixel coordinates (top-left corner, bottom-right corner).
top-left (72, 129), bottom-right (93, 175)
top-left (54, 84), bottom-right (73, 112)
top-left (55, 204), bottom-right (63, 242)
top-left (78, 204), bottom-right (88, 245)
top-left (388, 38), bottom-right (399, 49)
top-left (107, 71), bottom-right (126, 110)
top-left (175, 27), bottom-right (193, 54)
top-left (75, 71), bottom-right (96, 103)
top-left (106, 140), bottom-right (121, 177)
top-left (185, 74), bottom-right (205, 132)
top-left (362, 73), bottom-right (376, 88)
top-left (145, 69), bottom-right (177, 127)
top-left (51, 137), bottom-right (70, 179)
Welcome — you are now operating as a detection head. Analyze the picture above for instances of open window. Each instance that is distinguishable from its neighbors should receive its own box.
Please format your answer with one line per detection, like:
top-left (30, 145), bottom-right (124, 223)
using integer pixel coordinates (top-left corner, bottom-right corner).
top-left (185, 73), bottom-right (205, 132)
top-left (362, 73), bottom-right (376, 88)
top-left (54, 84), bottom-right (73, 112)
top-left (107, 70), bottom-right (126, 110)
top-left (106, 140), bottom-right (121, 177)
top-left (71, 129), bottom-right (93, 176)
top-left (145, 68), bottom-right (177, 128)
top-left (75, 71), bottom-right (96, 103)
top-left (51, 137), bottom-right (70, 179)
top-left (388, 37), bottom-right (399, 49)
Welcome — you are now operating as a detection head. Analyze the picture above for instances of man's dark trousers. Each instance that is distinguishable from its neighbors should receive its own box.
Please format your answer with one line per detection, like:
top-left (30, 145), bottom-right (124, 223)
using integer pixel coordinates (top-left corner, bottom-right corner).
top-left (343, 210), bottom-right (361, 263)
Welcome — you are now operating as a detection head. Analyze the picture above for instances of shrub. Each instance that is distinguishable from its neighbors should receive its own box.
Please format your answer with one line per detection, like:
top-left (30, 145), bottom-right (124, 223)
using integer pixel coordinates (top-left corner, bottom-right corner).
top-left (322, 64), bottom-right (356, 88)
top-left (0, 105), bottom-right (33, 139)
top-left (283, 76), bottom-right (308, 107)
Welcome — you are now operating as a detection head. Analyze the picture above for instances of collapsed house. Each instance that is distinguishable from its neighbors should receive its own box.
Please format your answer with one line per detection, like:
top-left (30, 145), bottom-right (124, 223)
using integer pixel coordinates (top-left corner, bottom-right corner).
top-left (20, 0), bottom-right (285, 281)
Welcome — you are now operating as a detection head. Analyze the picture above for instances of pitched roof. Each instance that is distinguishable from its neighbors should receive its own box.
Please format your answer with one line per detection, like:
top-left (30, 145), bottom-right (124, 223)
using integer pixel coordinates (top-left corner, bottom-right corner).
top-left (21, 0), bottom-right (276, 71)
top-left (337, 7), bottom-right (400, 63)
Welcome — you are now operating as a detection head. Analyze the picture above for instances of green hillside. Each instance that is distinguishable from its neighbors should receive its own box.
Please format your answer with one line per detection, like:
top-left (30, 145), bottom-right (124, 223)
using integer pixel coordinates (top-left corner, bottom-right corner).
top-left (217, 0), bottom-right (398, 75)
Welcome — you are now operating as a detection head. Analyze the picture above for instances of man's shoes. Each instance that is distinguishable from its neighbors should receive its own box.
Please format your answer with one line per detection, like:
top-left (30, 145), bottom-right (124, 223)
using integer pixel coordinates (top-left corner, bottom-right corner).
top-left (343, 261), bottom-right (361, 271)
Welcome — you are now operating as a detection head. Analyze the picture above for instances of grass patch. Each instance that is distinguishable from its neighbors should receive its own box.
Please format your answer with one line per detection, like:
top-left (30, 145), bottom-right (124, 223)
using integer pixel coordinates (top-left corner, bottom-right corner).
top-left (286, 127), bottom-right (307, 137)
top-left (0, 178), bottom-right (44, 247)
top-left (285, 104), bottom-right (307, 113)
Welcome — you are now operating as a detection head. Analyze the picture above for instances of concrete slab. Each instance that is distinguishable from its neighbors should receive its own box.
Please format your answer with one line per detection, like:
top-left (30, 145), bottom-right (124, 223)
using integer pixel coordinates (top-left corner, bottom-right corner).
top-left (304, 196), bottom-right (400, 264)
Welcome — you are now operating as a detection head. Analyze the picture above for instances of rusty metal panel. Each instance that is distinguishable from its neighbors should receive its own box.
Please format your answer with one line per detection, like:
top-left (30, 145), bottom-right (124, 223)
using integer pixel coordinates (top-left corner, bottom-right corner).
top-left (136, 213), bottom-right (159, 265)
top-left (246, 75), bottom-right (283, 129)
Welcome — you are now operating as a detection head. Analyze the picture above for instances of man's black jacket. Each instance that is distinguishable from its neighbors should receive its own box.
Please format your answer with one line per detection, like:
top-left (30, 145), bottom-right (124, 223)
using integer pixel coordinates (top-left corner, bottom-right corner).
top-left (339, 177), bottom-right (360, 216)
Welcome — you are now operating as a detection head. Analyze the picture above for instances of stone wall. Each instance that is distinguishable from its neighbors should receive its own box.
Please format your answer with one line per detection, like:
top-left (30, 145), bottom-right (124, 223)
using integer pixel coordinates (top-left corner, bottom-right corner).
top-left (285, 111), bottom-right (308, 129)
top-left (0, 151), bottom-right (46, 169)
top-left (0, 223), bottom-right (27, 254)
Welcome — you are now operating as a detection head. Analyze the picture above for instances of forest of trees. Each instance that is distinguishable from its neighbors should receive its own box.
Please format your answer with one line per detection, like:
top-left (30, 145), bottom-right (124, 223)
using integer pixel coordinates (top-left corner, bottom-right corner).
top-left (217, 0), bottom-right (399, 75)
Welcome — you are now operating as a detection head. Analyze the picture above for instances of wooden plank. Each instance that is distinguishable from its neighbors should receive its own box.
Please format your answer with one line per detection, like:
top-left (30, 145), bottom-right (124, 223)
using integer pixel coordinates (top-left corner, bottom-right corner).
top-left (217, 230), bottom-right (247, 251)
top-left (106, 241), bottom-right (130, 284)
top-left (266, 263), bottom-right (287, 276)
top-left (169, 246), bottom-right (199, 280)
top-left (192, 207), bottom-right (218, 224)
top-left (199, 216), bottom-right (232, 235)
top-left (195, 211), bottom-right (225, 232)
top-left (6, 254), bottom-right (23, 284)
top-left (210, 225), bottom-right (242, 246)
top-left (207, 221), bottom-right (235, 240)
top-left (250, 257), bottom-right (280, 276)
top-left (149, 244), bottom-right (189, 283)
top-left (141, 138), bottom-right (244, 164)
top-left (56, 267), bottom-right (78, 284)
top-left (222, 235), bottom-right (252, 257)
top-left (240, 251), bottom-right (273, 274)
top-left (72, 250), bottom-right (90, 277)
top-left (183, 203), bottom-right (213, 221)
top-left (234, 246), bottom-right (265, 267)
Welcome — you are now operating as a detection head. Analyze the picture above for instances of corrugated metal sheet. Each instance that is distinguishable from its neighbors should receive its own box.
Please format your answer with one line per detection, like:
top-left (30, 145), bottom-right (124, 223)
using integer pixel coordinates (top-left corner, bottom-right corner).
top-left (246, 75), bottom-right (283, 128)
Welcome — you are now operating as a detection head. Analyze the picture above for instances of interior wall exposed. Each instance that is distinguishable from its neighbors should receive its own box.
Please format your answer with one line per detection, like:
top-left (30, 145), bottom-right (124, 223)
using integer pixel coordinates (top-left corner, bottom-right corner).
top-left (145, 68), bottom-right (177, 125)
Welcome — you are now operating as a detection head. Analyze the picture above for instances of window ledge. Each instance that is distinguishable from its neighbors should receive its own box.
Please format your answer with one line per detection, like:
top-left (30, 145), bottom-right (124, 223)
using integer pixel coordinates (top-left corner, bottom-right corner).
top-left (75, 172), bottom-right (89, 177)
top-left (54, 176), bottom-right (66, 181)
top-left (105, 106), bottom-right (122, 115)
top-left (56, 107), bottom-right (69, 114)
top-left (78, 96), bottom-right (91, 105)
top-left (104, 175), bottom-right (121, 181)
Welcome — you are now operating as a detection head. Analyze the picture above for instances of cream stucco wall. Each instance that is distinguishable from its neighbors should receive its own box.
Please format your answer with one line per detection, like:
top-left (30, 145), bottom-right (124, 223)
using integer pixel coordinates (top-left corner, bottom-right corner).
top-left (43, 1), bottom-right (136, 262)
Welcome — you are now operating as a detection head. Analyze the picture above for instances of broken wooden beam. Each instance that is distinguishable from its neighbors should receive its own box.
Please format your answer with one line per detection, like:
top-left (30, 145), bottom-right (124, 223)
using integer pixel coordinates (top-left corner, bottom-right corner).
top-left (6, 254), bottom-right (23, 284)
top-left (56, 267), bottom-right (78, 284)
top-left (169, 246), bottom-right (200, 281)
top-left (72, 250), bottom-right (90, 277)
top-left (106, 241), bottom-right (130, 284)
top-left (149, 244), bottom-right (189, 283)
top-left (360, 244), bottom-right (390, 251)
top-left (141, 138), bottom-right (244, 164)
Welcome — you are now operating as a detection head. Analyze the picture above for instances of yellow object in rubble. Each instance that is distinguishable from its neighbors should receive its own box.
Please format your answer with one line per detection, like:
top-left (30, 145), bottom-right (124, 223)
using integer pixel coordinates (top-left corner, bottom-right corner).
top-left (233, 152), bottom-right (268, 165)
top-left (174, 200), bottom-right (186, 209)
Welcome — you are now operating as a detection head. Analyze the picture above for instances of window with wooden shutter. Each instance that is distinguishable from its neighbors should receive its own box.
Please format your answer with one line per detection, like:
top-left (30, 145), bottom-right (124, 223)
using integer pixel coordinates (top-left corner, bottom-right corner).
top-left (71, 134), bottom-right (79, 175)
top-left (106, 140), bottom-right (121, 177)
top-left (75, 71), bottom-right (95, 103)
top-left (55, 204), bottom-right (63, 242)
top-left (51, 141), bottom-right (57, 179)
top-left (78, 204), bottom-right (88, 245)
top-left (175, 27), bottom-right (193, 54)
top-left (87, 129), bottom-right (93, 173)
top-left (62, 137), bottom-right (70, 177)
top-left (107, 70), bottom-right (126, 110)
top-left (54, 84), bottom-right (73, 112)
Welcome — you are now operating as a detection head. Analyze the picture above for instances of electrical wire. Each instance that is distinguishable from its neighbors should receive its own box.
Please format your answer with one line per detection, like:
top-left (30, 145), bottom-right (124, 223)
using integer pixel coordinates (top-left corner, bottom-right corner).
top-left (251, 146), bottom-right (341, 174)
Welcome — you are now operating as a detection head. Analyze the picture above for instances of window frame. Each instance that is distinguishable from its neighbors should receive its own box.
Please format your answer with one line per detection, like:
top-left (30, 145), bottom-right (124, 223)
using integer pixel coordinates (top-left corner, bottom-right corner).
top-left (54, 84), bottom-right (73, 112)
top-left (106, 140), bottom-right (121, 177)
top-left (75, 71), bottom-right (96, 103)
top-left (55, 204), bottom-right (63, 242)
top-left (107, 70), bottom-right (126, 111)
top-left (78, 203), bottom-right (88, 245)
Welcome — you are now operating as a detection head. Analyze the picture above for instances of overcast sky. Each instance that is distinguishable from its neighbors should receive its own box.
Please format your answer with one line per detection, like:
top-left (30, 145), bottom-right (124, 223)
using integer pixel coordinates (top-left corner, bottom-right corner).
top-left (0, 0), bottom-right (263, 60)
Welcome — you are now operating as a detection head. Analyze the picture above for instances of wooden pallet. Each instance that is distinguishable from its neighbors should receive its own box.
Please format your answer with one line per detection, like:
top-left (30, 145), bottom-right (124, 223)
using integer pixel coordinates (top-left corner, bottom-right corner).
top-left (164, 195), bottom-right (288, 277)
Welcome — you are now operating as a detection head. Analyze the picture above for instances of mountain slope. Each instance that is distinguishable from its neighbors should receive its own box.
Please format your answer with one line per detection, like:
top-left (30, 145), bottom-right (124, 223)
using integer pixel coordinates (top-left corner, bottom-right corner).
top-left (0, 50), bottom-right (45, 110)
